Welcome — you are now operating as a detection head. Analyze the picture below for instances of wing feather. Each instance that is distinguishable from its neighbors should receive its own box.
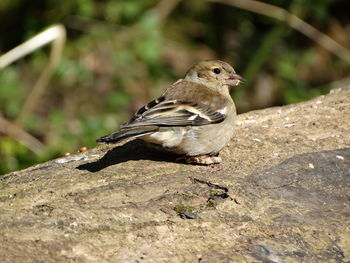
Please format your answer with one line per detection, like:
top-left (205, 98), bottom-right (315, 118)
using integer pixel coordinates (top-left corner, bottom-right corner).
top-left (121, 98), bottom-right (225, 129)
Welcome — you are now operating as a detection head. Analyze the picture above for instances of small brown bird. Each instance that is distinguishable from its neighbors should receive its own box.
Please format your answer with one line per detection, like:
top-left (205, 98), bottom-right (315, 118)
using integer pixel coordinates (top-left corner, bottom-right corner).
top-left (97, 60), bottom-right (243, 165)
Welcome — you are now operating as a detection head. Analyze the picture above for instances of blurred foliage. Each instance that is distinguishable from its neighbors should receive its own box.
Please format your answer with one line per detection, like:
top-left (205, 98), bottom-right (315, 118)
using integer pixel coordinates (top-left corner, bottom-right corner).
top-left (0, 0), bottom-right (349, 174)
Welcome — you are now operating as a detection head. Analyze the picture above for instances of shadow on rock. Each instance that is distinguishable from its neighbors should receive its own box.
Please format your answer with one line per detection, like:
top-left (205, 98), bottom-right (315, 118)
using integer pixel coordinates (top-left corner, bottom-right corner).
top-left (76, 140), bottom-right (178, 172)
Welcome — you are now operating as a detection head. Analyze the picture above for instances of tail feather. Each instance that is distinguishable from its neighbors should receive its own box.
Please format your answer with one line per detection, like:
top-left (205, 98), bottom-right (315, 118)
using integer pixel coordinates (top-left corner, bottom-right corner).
top-left (96, 127), bottom-right (158, 144)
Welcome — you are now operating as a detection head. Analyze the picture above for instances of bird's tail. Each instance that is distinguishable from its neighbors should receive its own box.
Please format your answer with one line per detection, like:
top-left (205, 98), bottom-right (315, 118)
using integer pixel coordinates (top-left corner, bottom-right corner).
top-left (96, 126), bottom-right (158, 144)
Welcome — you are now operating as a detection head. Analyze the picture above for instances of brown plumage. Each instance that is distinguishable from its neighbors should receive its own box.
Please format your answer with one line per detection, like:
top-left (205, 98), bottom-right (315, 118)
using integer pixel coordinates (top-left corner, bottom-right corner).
top-left (97, 60), bottom-right (243, 165)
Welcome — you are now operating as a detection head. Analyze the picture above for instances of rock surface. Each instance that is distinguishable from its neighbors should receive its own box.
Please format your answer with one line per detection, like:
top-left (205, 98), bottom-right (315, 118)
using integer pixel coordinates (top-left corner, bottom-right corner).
top-left (1, 87), bottom-right (350, 263)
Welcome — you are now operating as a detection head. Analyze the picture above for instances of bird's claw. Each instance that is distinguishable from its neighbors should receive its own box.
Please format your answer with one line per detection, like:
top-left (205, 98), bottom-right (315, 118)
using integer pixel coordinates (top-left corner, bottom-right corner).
top-left (177, 155), bottom-right (222, 165)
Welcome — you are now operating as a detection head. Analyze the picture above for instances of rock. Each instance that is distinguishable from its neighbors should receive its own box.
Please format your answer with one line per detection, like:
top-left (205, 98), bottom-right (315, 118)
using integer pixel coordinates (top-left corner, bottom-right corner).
top-left (1, 87), bottom-right (350, 262)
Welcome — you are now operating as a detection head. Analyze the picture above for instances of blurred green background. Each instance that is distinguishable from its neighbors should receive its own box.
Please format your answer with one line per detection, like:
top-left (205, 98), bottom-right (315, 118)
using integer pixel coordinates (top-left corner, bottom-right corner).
top-left (0, 0), bottom-right (349, 174)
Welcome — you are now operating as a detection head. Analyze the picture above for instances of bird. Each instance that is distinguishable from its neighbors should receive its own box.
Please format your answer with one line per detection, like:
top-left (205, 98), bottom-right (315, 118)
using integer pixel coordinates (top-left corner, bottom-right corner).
top-left (97, 60), bottom-right (243, 165)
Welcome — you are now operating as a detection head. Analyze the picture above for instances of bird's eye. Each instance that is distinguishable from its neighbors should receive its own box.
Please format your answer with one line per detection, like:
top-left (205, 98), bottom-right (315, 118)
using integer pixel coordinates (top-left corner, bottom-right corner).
top-left (212, 68), bottom-right (221, 74)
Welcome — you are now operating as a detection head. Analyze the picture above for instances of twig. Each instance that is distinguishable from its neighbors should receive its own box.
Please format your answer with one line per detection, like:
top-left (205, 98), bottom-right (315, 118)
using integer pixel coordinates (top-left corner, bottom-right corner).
top-left (0, 114), bottom-right (44, 154)
top-left (208, 0), bottom-right (350, 64)
top-left (0, 24), bottom-right (66, 123)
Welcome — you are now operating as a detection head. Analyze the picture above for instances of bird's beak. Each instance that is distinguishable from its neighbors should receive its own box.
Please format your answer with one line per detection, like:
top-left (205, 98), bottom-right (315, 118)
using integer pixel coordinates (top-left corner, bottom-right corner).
top-left (224, 73), bottom-right (245, 87)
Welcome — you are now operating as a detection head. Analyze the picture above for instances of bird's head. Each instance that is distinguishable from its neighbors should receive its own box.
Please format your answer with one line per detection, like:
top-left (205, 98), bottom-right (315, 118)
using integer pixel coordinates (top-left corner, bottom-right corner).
top-left (184, 60), bottom-right (244, 90)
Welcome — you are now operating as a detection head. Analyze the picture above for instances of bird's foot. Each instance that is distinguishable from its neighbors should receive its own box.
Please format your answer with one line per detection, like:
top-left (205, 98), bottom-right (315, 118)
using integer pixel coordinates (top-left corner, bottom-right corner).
top-left (179, 155), bottom-right (222, 165)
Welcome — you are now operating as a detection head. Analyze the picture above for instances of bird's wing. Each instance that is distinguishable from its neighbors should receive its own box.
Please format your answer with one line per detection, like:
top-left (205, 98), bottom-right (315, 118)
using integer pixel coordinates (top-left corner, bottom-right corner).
top-left (121, 96), bottom-right (226, 129)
